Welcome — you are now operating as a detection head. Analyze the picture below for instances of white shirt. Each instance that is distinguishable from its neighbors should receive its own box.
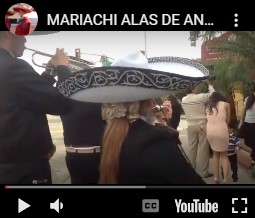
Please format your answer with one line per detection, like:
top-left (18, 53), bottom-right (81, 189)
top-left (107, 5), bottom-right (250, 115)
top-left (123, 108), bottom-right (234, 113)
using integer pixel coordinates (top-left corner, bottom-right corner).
top-left (244, 97), bottom-right (255, 123)
top-left (182, 85), bottom-right (215, 126)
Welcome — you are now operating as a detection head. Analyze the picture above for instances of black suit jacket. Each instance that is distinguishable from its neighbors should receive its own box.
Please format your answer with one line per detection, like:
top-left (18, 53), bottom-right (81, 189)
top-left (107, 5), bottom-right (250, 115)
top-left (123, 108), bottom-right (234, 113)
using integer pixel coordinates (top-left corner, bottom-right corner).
top-left (60, 100), bottom-right (106, 147)
top-left (118, 119), bottom-right (205, 184)
top-left (0, 47), bottom-right (72, 163)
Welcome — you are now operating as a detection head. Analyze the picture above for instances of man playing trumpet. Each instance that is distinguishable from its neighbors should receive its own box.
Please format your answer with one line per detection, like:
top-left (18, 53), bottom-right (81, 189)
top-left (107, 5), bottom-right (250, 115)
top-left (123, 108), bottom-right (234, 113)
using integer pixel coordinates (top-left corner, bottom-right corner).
top-left (0, 31), bottom-right (73, 184)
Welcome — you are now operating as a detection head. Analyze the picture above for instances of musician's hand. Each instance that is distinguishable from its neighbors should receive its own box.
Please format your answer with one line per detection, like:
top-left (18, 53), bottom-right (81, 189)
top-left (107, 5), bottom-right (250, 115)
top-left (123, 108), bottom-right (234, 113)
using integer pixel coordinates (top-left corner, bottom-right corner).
top-left (42, 67), bottom-right (52, 76)
top-left (50, 48), bottom-right (69, 67)
top-left (41, 60), bottom-right (55, 76)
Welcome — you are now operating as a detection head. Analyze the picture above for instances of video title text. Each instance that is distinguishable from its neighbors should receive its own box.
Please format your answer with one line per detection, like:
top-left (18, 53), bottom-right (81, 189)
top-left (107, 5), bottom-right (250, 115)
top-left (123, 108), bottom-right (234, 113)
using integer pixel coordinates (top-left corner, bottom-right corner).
top-left (47, 13), bottom-right (214, 26)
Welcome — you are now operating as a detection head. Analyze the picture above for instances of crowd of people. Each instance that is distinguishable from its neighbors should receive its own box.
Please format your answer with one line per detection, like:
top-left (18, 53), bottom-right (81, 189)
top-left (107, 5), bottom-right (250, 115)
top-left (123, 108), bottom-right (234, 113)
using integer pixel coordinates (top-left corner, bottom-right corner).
top-left (182, 81), bottom-right (255, 183)
top-left (0, 31), bottom-right (254, 185)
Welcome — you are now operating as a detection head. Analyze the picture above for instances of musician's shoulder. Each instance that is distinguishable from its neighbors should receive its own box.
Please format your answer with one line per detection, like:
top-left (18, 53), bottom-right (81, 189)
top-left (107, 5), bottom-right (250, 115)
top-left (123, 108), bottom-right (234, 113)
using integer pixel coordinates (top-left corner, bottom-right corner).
top-left (153, 124), bottom-right (177, 139)
top-left (12, 58), bottom-right (36, 73)
top-left (139, 126), bottom-right (175, 141)
top-left (15, 58), bottom-right (31, 67)
top-left (129, 119), bottom-right (176, 142)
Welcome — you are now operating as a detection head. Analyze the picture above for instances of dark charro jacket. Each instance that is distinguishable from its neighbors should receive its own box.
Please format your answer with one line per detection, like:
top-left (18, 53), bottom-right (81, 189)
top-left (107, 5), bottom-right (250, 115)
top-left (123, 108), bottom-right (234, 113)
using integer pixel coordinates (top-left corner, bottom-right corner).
top-left (118, 119), bottom-right (205, 184)
top-left (0, 47), bottom-right (72, 163)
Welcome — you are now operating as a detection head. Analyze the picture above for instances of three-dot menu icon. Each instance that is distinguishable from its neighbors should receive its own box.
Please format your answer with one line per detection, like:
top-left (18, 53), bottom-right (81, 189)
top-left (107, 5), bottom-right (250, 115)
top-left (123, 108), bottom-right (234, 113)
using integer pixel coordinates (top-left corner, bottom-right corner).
top-left (234, 13), bottom-right (238, 27)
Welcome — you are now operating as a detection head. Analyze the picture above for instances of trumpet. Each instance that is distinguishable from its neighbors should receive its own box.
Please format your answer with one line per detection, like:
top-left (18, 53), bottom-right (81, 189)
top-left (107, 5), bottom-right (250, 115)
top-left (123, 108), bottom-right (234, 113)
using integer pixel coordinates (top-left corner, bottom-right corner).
top-left (26, 47), bottom-right (95, 72)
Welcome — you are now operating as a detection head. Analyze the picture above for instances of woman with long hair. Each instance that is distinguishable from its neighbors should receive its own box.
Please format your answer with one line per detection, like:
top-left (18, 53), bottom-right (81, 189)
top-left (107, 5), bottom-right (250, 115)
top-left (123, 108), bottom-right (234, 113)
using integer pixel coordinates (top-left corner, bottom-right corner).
top-left (99, 99), bottom-right (204, 184)
top-left (167, 94), bottom-right (183, 129)
top-left (206, 92), bottom-right (231, 183)
top-left (239, 86), bottom-right (255, 166)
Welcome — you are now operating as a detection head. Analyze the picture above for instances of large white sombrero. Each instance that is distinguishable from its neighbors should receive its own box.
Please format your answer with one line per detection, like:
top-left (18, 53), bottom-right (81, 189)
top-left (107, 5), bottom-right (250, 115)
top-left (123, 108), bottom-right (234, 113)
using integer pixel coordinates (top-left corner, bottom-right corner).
top-left (148, 56), bottom-right (209, 78)
top-left (57, 51), bottom-right (209, 103)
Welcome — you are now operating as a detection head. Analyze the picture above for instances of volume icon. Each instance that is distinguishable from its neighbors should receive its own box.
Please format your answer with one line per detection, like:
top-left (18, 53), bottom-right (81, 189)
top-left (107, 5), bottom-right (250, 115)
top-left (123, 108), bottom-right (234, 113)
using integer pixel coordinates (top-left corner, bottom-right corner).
top-left (50, 198), bottom-right (63, 213)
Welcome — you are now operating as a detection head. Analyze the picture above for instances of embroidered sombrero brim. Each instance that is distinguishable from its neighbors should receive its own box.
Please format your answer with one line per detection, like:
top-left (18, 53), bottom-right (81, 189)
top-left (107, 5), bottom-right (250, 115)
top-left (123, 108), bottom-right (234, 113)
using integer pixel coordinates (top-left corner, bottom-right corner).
top-left (57, 52), bottom-right (209, 103)
top-left (148, 56), bottom-right (209, 78)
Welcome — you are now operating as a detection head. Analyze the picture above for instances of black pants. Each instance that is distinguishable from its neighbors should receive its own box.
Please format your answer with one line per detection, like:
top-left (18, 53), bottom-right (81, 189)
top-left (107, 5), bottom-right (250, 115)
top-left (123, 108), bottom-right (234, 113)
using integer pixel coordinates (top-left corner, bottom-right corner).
top-left (66, 152), bottom-right (100, 184)
top-left (239, 122), bottom-right (255, 161)
top-left (0, 158), bottom-right (51, 184)
top-left (249, 145), bottom-right (255, 161)
top-left (221, 154), bottom-right (238, 180)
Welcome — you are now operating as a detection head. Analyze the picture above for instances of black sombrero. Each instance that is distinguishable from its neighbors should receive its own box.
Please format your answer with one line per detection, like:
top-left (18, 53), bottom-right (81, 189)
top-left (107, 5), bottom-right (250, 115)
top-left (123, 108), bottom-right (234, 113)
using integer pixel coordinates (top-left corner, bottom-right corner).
top-left (57, 51), bottom-right (210, 103)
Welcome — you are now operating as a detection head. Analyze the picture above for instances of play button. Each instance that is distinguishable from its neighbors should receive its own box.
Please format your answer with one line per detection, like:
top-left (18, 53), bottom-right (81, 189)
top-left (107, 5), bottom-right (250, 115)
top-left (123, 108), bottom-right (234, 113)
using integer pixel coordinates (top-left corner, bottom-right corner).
top-left (18, 199), bottom-right (31, 213)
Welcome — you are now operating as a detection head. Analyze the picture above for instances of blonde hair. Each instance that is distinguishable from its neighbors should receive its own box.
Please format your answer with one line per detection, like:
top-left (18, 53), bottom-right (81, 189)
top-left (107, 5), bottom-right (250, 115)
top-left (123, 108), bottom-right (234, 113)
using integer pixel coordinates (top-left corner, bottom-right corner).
top-left (99, 102), bottom-right (139, 184)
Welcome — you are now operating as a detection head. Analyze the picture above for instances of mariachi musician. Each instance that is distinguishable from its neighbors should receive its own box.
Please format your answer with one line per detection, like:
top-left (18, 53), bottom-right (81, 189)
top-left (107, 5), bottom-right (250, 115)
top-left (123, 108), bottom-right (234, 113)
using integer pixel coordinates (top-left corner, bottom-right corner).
top-left (56, 51), bottom-right (207, 184)
top-left (13, 4), bottom-right (32, 36)
top-left (0, 32), bottom-right (73, 184)
top-left (55, 65), bottom-right (106, 184)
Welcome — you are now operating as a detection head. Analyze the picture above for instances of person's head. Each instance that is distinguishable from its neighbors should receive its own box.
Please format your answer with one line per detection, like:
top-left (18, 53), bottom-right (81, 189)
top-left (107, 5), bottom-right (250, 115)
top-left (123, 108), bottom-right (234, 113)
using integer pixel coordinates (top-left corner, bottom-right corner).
top-left (0, 31), bottom-right (26, 57)
top-left (167, 94), bottom-right (179, 106)
top-left (19, 10), bottom-right (26, 18)
top-left (139, 99), bottom-right (155, 114)
top-left (186, 84), bottom-right (199, 94)
top-left (246, 86), bottom-right (255, 110)
top-left (100, 100), bottom-right (155, 184)
top-left (138, 99), bottom-right (156, 125)
top-left (207, 92), bottom-right (226, 115)
top-left (228, 121), bottom-right (237, 135)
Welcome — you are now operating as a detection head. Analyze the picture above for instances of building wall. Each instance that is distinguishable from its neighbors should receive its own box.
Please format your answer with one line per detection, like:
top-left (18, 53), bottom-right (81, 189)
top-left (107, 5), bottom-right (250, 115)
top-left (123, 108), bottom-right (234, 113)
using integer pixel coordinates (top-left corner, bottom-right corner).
top-left (200, 32), bottom-right (244, 119)
top-left (201, 33), bottom-right (231, 63)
